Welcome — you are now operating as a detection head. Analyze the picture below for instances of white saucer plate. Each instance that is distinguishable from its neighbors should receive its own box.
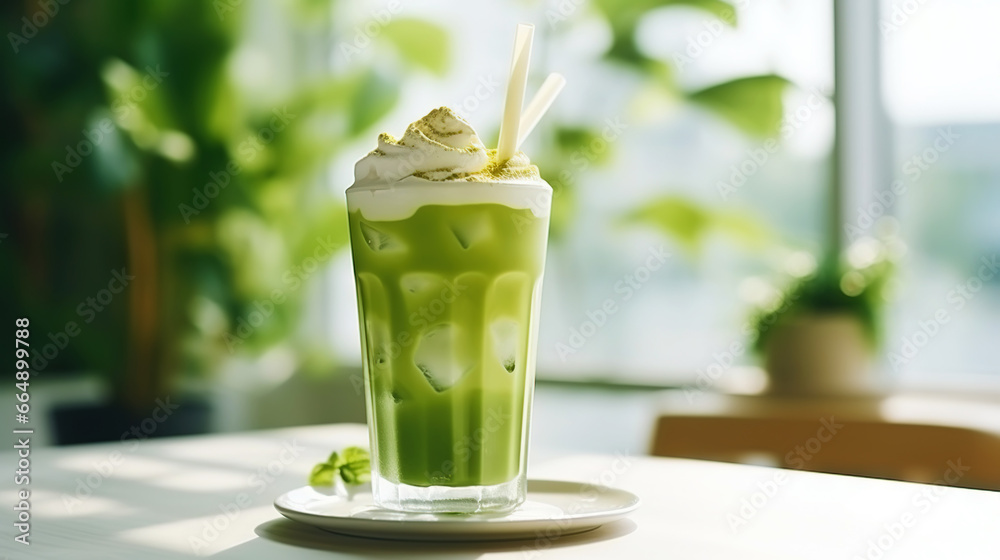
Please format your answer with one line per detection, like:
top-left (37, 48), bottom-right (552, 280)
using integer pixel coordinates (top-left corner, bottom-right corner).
top-left (274, 479), bottom-right (640, 542)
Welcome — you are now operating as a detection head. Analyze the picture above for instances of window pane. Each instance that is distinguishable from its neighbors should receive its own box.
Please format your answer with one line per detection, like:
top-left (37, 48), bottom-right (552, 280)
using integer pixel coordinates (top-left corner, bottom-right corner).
top-left (880, 0), bottom-right (1000, 379)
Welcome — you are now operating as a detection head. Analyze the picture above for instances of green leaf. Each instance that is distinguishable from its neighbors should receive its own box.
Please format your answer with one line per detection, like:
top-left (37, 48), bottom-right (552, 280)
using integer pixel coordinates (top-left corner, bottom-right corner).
top-left (688, 75), bottom-right (790, 137)
top-left (594, 0), bottom-right (737, 23)
top-left (657, 0), bottom-right (738, 24)
top-left (278, 69), bottom-right (400, 144)
top-left (593, 0), bottom-right (737, 66)
top-left (605, 30), bottom-right (650, 67)
top-left (309, 462), bottom-right (337, 486)
top-left (553, 126), bottom-right (614, 167)
top-left (293, 200), bottom-right (349, 263)
top-left (99, 58), bottom-right (189, 159)
top-left (308, 447), bottom-right (371, 487)
top-left (287, 0), bottom-right (335, 24)
top-left (714, 210), bottom-right (772, 249)
top-left (340, 466), bottom-right (359, 484)
top-left (90, 111), bottom-right (141, 191)
top-left (339, 446), bottom-right (371, 484)
top-left (620, 195), bottom-right (771, 255)
top-left (348, 70), bottom-right (399, 136)
top-left (340, 446), bottom-right (370, 465)
top-left (621, 195), bottom-right (713, 254)
top-left (326, 451), bottom-right (341, 466)
top-left (380, 19), bottom-right (450, 76)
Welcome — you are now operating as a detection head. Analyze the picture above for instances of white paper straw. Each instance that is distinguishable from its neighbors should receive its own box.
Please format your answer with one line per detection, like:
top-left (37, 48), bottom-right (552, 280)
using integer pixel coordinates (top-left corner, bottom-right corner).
top-left (496, 24), bottom-right (534, 163)
top-left (516, 73), bottom-right (566, 150)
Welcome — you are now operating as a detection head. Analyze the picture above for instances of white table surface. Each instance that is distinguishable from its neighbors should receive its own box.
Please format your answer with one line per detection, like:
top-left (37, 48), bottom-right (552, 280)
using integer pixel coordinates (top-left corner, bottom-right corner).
top-left (3, 423), bottom-right (998, 559)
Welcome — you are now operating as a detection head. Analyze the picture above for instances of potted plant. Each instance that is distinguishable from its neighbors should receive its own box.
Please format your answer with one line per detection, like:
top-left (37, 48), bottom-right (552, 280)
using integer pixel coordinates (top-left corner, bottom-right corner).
top-left (750, 236), bottom-right (896, 396)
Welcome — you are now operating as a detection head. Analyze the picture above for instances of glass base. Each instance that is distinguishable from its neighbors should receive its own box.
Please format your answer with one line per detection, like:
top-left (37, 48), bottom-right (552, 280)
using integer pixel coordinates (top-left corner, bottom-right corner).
top-left (372, 473), bottom-right (526, 514)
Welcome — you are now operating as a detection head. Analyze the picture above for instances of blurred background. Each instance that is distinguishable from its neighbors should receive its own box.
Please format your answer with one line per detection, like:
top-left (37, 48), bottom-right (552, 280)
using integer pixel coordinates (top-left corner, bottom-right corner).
top-left (2, 0), bottom-right (999, 476)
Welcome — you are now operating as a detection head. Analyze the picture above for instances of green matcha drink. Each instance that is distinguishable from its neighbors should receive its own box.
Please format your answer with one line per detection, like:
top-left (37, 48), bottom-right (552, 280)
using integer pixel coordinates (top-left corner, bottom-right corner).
top-left (346, 108), bottom-right (551, 513)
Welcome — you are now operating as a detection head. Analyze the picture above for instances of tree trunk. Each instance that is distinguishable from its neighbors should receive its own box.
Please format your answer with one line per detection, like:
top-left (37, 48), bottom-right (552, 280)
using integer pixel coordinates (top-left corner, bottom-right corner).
top-left (121, 187), bottom-right (164, 413)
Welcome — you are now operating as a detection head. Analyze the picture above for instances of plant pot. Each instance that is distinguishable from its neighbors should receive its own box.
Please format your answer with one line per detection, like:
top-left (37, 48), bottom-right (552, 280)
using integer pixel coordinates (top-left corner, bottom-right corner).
top-left (762, 312), bottom-right (878, 397)
top-left (51, 398), bottom-right (212, 445)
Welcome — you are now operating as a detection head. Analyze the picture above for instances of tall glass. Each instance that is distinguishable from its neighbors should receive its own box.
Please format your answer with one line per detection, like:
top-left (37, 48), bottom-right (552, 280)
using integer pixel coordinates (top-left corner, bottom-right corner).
top-left (346, 180), bottom-right (551, 513)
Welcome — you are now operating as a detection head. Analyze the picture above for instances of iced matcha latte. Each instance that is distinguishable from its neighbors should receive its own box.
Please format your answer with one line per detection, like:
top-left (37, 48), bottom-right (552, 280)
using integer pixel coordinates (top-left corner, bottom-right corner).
top-left (347, 108), bottom-right (551, 512)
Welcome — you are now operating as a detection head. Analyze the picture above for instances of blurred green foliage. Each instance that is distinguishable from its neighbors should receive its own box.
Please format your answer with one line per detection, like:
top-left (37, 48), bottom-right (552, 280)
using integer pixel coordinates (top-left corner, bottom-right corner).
top-left (750, 242), bottom-right (896, 353)
top-left (594, 0), bottom-right (737, 67)
top-left (380, 19), bottom-right (450, 77)
top-left (0, 0), bottom-right (448, 409)
top-left (620, 195), bottom-right (771, 256)
top-left (539, 0), bottom-right (792, 241)
top-left (689, 75), bottom-right (791, 138)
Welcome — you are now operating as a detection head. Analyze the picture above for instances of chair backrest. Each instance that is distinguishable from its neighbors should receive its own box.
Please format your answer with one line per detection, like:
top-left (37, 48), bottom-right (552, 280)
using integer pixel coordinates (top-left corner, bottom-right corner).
top-left (652, 415), bottom-right (1000, 491)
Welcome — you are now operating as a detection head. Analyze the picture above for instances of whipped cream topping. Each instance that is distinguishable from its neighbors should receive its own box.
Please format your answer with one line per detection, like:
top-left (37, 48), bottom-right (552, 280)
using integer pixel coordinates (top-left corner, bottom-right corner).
top-left (352, 107), bottom-right (541, 185)
top-left (346, 177), bottom-right (552, 221)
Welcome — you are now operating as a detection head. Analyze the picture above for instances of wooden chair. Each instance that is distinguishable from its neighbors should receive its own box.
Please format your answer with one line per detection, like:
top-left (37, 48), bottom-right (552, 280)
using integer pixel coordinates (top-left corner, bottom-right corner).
top-left (651, 393), bottom-right (1000, 491)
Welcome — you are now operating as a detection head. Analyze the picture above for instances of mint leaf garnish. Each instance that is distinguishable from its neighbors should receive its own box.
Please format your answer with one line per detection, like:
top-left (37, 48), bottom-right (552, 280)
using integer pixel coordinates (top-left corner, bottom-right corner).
top-left (338, 446), bottom-right (371, 484)
top-left (309, 446), bottom-right (371, 487)
top-left (309, 462), bottom-right (337, 486)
